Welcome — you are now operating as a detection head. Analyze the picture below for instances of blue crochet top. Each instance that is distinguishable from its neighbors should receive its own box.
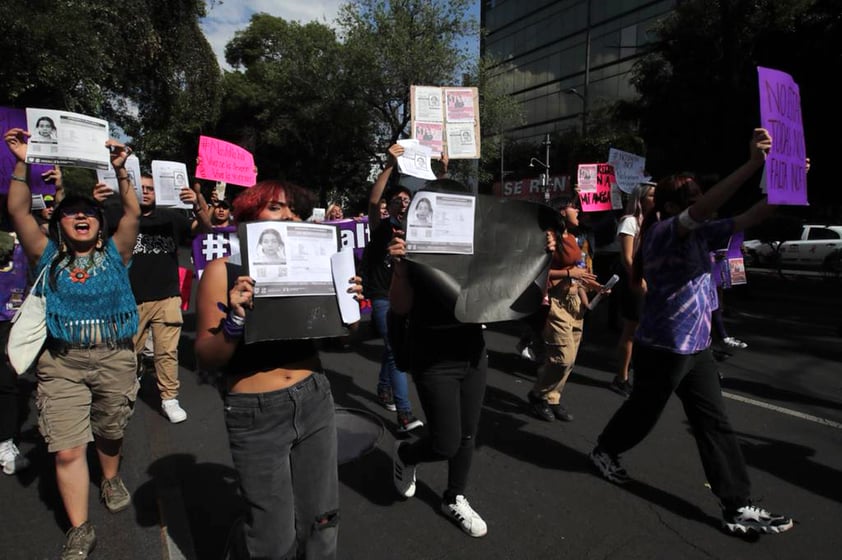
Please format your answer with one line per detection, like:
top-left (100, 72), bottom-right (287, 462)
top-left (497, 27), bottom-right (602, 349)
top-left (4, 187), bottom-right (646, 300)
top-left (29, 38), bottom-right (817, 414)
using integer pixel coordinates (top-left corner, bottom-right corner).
top-left (36, 238), bottom-right (138, 344)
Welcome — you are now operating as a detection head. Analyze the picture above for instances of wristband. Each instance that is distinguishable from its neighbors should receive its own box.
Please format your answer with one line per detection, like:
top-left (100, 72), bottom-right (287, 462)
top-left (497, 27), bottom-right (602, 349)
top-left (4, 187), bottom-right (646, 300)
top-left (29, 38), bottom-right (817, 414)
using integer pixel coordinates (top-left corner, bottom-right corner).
top-left (567, 269), bottom-right (571, 278)
top-left (117, 174), bottom-right (130, 181)
top-left (10, 174), bottom-right (27, 183)
top-left (222, 311), bottom-right (245, 340)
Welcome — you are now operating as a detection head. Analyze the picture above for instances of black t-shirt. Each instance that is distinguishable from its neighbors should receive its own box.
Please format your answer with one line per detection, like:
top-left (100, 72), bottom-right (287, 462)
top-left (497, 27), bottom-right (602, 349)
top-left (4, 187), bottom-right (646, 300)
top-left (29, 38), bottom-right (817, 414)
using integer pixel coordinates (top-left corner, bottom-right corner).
top-left (361, 218), bottom-right (401, 300)
top-left (129, 208), bottom-right (192, 303)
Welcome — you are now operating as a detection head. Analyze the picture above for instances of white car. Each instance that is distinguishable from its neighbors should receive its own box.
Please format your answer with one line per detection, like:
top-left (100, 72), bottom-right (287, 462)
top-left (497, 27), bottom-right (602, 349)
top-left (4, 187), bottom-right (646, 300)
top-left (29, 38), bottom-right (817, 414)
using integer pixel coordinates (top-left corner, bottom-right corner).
top-left (743, 224), bottom-right (842, 270)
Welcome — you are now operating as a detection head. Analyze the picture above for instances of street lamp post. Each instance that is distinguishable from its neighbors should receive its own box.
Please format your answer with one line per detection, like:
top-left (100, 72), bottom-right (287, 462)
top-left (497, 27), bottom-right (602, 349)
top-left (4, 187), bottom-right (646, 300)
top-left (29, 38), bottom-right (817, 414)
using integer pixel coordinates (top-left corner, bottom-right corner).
top-left (529, 134), bottom-right (552, 203)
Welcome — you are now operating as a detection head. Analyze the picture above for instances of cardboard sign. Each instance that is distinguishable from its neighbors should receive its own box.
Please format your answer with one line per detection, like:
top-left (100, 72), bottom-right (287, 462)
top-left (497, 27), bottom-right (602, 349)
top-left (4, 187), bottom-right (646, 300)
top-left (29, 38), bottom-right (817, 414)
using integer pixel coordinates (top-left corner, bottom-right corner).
top-left (757, 66), bottom-right (808, 205)
top-left (195, 135), bottom-right (257, 187)
top-left (577, 163), bottom-right (614, 212)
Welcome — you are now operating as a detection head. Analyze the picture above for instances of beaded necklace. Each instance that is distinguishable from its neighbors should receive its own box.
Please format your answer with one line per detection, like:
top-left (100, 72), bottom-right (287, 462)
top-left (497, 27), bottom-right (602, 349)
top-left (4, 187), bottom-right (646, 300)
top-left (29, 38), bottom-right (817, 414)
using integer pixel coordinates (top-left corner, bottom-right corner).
top-left (64, 250), bottom-right (105, 284)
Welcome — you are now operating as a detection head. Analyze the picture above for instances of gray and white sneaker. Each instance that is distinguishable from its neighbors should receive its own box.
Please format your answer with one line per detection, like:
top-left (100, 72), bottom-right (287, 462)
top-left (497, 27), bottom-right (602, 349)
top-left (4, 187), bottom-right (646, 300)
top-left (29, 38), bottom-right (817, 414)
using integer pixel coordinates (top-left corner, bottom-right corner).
top-left (589, 446), bottom-right (630, 484)
top-left (722, 504), bottom-right (794, 534)
top-left (441, 495), bottom-right (488, 537)
top-left (392, 440), bottom-right (416, 498)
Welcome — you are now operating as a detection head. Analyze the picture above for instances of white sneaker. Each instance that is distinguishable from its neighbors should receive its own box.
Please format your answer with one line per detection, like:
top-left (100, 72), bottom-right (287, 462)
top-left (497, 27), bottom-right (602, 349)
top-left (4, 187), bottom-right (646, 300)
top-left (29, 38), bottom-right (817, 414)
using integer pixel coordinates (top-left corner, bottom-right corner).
top-left (723, 337), bottom-right (748, 349)
top-left (441, 495), bottom-right (488, 537)
top-left (162, 399), bottom-right (187, 423)
top-left (0, 439), bottom-right (30, 475)
top-left (392, 440), bottom-right (416, 498)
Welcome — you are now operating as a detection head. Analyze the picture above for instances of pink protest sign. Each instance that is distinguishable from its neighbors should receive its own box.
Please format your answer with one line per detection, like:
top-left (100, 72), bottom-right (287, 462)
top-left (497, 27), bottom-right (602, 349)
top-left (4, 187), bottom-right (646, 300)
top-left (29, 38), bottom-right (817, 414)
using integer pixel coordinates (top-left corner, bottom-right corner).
top-left (757, 66), bottom-right (808, 205)
top-left (195, 135), bottom-right (257, 187)
top-left (577, 163), bottom-right (613, 212)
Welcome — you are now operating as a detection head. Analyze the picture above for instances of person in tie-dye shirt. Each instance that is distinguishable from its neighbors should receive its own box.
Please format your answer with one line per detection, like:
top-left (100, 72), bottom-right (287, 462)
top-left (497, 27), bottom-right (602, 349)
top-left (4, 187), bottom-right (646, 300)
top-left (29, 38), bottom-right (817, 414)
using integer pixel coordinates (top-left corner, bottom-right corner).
top-left (589, 128), bottom-right (797, 536)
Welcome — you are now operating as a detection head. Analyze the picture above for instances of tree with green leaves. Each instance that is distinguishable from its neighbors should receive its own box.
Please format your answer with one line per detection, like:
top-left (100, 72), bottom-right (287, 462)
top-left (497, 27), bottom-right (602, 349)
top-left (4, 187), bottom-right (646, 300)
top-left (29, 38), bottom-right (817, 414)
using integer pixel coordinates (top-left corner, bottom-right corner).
top-left (0, 0), bottom-right (221, 168)
top-left (216, 13), bottom-right (375, 206)
top-left (627, 0), bottom-right (839, 207)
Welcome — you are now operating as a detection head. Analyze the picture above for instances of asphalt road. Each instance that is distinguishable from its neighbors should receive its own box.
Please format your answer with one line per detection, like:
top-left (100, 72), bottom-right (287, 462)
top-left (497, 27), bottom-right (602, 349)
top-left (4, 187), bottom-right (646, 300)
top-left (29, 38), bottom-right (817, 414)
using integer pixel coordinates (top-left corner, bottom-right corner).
top-left (2, 269), bottom-right (840, 559)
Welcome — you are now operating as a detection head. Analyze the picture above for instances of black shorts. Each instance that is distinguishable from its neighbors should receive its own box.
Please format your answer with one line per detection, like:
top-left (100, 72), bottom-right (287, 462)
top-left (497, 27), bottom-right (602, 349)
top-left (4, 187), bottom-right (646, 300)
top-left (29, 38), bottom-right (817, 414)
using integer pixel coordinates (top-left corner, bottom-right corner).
top-left (615, 270), bottom-right (644, 322)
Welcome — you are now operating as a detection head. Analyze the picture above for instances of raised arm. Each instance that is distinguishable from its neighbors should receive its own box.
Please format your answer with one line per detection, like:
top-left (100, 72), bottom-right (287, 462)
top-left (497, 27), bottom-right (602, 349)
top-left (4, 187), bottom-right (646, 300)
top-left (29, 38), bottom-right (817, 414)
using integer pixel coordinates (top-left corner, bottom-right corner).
top-left (107, 139), bottom-right (141, 263)
top-left (189, 181), bottom-right (213, 234)
top-left (685, 128), bottom-right (770, 227)
top-left (194, 258), bottom-right (252, 370)
top-left (3, 128), bottom-right (47, 262)
top-left (368, 144), bottom-right (403, 227)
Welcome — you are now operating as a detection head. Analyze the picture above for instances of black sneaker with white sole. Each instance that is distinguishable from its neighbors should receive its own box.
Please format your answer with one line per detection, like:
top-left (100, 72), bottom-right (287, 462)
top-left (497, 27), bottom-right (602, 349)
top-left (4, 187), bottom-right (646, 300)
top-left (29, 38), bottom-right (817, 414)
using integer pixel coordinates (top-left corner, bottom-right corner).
top-left (722, 504), bottom-right (794, 535)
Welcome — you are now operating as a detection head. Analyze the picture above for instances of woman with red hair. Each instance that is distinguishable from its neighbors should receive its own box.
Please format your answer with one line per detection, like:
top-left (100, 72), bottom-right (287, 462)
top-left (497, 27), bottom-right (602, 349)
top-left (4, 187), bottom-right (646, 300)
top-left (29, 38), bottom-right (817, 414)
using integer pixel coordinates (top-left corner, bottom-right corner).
top-left (195, 180), bottom-right (362, 558)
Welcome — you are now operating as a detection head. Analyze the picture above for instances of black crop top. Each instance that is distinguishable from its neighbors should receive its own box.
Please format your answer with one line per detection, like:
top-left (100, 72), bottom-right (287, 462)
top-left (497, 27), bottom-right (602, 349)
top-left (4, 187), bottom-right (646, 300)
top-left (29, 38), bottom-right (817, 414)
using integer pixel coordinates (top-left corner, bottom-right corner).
top-left (221, 262), bottom-right (318, 377)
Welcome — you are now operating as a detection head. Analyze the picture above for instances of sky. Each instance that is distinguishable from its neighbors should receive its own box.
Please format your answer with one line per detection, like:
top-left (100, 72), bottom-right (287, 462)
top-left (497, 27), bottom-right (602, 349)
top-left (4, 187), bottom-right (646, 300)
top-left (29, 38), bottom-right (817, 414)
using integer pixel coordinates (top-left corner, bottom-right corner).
top-left (200, 0), bottom-right (480, 71)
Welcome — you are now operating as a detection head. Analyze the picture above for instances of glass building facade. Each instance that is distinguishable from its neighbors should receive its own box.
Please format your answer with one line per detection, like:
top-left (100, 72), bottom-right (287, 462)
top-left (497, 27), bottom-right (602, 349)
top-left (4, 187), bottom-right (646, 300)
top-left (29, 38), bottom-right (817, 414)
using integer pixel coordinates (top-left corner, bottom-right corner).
top-left (482, 0), bottom-right (677, 143)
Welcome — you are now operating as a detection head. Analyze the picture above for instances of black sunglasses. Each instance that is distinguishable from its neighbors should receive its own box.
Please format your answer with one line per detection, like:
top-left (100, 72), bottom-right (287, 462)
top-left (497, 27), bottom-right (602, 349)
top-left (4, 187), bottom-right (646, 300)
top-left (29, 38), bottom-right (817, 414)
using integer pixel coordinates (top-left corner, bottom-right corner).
top-left (60, 207), bottom-right (98, 218)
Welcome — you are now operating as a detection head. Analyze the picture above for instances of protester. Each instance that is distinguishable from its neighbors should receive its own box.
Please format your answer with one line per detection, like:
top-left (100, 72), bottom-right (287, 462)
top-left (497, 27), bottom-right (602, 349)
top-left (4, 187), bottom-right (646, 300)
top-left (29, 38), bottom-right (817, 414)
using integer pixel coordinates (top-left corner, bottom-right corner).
top-left (360, 143), bottom-right (423, 432)
top-left (527, 197), bottom-right (602, 422)
top-left (326, 203), bottom-right (344, 221)
top-left (129, 172), bottom-right (212, 423)
top-left (589, 128), bottom-right (795, 535)
top-left (211, 198), bottom-right (234, 228)
top-left (0, 197), bottom-right (31, 476)
top-left (194, 179), bottom-right (363, 559)
top-left (4, 127), bottom-right (140, 559)
top-left (611, 181), bottom-right (656, 397)
top-left (387, 178), bottom-right (555, 538)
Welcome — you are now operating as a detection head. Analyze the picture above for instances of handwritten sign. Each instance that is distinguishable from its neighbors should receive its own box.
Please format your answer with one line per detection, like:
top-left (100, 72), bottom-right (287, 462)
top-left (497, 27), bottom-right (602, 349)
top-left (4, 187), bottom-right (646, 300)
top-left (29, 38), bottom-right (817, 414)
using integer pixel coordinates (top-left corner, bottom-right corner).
top-left (757, 66), bottom-right (808, 206)
top-left (607, 148), bottom-right (648, 194)
top-left (195, 135), bottom-right (257, 187)
top-left (577, 163), bottom-right (614, 212)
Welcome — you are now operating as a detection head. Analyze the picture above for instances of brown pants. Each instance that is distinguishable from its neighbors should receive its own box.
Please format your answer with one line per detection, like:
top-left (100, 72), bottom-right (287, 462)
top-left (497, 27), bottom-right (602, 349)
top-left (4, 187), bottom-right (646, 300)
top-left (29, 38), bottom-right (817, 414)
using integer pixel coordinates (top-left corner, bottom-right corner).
top-left (133, 296), bottom-right (183, 400)
top-left (531, 290), bottom-right (584, 405)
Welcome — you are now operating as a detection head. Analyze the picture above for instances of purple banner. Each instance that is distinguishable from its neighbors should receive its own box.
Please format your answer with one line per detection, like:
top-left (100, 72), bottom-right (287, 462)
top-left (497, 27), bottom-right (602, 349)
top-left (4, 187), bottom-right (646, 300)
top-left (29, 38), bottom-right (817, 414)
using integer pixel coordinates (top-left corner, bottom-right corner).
top-left (757, 66), bottom-right (808, 205)
top-left (1, 106), bottom-right (55, 195)
top-left (192, 218), bottom-right (370, 278)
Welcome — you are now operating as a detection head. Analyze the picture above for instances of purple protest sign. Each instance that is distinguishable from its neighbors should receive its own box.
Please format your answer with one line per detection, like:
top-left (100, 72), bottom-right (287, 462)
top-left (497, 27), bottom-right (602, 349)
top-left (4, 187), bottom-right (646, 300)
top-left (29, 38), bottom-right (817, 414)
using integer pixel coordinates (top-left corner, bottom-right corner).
top-left (757, 66), bottom-right (808, 206)
top-left (0, 106), bottom-right (55, 195)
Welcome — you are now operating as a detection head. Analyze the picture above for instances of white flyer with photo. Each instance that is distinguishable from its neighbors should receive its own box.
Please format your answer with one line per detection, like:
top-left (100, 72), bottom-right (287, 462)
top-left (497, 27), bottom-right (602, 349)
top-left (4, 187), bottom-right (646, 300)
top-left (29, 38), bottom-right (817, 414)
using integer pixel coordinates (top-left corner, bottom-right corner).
top-left (25, 108), bottom-right (110, 170)
top-left (396, 139), bottom-right (437, 181)
top-left (245, 221), bottom-right (338, 298)
top-left (97, 154), bottom-right (142, 200)
top-left (405, 192), bottom-right (475, 254)
top-left (413, 86), bottom-right (444, 122)
top-left (445, 122), bottom-right (478, 159)
top-left (151, 160), bottom-right (191, 209)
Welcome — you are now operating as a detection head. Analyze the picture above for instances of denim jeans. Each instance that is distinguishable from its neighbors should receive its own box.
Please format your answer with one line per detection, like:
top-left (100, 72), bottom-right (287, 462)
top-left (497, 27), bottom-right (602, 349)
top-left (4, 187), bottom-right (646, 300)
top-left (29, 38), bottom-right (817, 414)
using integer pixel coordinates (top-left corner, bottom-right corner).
top-left (597, 345), bottom-right (751, 509)
top-left (225, 373), bottom-right (338, 559)
top-left (401, 347), bottom-right (487, 501)
top-left (371, 298), bottom-right (412, 412)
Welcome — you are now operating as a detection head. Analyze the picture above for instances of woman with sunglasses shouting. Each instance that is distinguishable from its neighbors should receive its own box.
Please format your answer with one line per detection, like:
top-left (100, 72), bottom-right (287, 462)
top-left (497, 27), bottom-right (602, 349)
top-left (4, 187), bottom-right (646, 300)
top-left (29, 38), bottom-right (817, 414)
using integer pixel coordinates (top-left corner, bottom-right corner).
top-left (4, 127), bottom-right (141, 560)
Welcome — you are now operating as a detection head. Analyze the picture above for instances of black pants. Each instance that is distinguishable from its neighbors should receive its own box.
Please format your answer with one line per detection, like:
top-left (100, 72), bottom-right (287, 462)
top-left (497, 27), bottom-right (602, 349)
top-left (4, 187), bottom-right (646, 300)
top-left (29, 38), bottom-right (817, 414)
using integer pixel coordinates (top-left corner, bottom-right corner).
top-left (0, 322), bottom-right (20, 442)
top-left (597, 345), bottom-right (750, 509)
top-left (401, 346), bottom-right (488, 502)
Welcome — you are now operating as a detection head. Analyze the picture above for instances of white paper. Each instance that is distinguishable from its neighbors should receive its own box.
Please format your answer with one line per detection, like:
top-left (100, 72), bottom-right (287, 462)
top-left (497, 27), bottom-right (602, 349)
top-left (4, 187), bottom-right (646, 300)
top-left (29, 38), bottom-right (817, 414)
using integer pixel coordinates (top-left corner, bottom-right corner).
top-left (25, 108), bottom-right (110, 170)
top-left (97, 154), bottom-right (142, 201)
top-left (445, 122), bottom-right (478, 159)
top-left (214, 181), bottom-right (226, 201)
top-left (246, 221), bottom-right (337, 298)
top-left (413, 86), bottom-right (444, 122)
top-left (331, 249), bottom-right (361, 324)
top-left (30, 194), bottom-right (46, 211)
top-left (607, 148), bottom-right (649, 194)
top-left (396, 139), bottom-right (436, 180)
top-left (405, 192), bottom-right (475, 254)
top-left (151, 160), bottom-right (191, 209)
top-left (311, 208), bottom-right (326, 222)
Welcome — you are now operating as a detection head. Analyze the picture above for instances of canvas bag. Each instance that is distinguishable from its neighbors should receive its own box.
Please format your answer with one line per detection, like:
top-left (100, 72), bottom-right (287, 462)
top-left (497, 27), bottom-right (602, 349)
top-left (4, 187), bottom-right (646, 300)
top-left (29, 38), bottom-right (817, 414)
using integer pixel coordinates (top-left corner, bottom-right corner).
top-left (6, 265), bottom-right (48, 375)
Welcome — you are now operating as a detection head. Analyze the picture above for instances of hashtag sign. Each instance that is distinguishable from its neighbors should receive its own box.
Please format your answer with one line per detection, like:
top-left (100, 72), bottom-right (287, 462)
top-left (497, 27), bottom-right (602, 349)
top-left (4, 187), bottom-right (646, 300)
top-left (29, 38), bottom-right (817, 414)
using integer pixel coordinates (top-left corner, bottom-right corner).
top-left (202, 234), bottom-right (230, 262)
